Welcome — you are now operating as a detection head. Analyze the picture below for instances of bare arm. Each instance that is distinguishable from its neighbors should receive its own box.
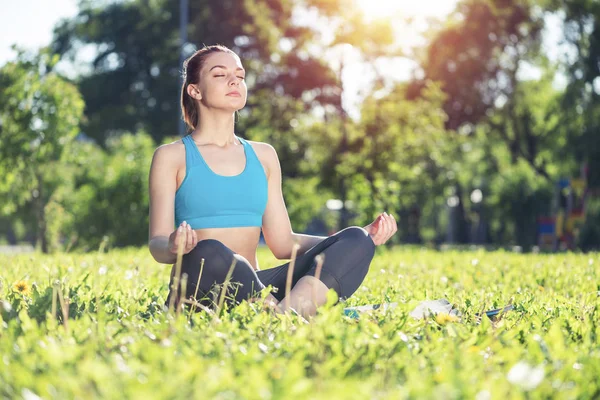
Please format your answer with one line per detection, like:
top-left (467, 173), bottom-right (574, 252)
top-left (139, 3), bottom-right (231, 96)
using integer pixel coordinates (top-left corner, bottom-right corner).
top-left (260, 144), bottom-right (327, 259)
top-left (148, 144), bottom-right (182, 264)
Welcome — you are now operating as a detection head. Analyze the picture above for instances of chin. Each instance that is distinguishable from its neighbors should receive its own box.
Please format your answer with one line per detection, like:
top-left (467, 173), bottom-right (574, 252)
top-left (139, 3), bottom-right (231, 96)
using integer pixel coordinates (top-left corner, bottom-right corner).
top-left (216, 105), bottom-right (246, 113)
top-left (224, 99), bottom-right (247, 111)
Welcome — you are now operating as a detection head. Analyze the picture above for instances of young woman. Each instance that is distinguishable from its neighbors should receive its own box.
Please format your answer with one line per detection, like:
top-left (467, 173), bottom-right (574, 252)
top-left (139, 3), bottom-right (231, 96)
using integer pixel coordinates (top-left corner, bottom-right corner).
top-left (148, 44), bottom-right (397, 318)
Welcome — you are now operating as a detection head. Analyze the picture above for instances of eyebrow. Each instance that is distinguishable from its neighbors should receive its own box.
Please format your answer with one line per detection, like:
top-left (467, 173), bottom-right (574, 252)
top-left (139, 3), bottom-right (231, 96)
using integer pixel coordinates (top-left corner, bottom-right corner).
top-left (209, 65), bottom-right (245, 72)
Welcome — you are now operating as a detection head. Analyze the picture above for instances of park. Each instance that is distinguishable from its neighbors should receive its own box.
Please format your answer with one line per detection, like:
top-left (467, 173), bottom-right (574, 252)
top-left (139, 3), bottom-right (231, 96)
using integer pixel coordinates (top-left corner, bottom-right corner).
top-left (1, 0), bottom-right (599, 398)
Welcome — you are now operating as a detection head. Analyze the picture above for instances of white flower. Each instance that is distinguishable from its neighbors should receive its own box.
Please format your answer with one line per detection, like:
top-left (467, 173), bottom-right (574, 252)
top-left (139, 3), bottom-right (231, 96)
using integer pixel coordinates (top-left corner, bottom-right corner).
top-left (21, 389), bottom-right (42, 400)
top-left (507, 361), bottom-right (545, 390)
top-left (475, 390), bottom-right (491, 400)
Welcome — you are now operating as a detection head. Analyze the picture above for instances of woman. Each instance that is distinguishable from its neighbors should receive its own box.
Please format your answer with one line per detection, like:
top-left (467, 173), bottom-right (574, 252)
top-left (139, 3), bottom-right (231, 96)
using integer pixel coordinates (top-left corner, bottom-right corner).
top-left (148, 44), bottom-right (397, 318)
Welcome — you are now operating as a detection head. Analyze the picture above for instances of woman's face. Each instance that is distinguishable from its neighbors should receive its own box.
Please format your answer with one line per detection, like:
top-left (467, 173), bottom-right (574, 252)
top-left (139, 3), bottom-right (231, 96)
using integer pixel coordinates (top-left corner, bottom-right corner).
top-left (193, 52), bottom-right (247, 112)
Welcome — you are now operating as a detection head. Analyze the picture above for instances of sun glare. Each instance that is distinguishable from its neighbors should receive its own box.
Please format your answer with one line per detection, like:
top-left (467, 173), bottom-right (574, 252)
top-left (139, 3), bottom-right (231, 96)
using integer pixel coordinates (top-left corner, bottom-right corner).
top-left (355, 0), bottom-right (458, 20)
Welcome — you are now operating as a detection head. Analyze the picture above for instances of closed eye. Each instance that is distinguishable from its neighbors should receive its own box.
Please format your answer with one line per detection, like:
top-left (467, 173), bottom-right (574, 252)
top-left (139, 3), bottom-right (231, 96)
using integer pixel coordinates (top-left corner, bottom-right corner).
top-left (214, 75), bottom-right (244, 80)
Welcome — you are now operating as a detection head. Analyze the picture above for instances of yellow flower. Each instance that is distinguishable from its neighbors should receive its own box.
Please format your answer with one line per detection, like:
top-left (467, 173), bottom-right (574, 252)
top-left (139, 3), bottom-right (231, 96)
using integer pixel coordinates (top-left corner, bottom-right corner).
top-left (435, 313), bottom-right (459, 325)
top-left (467, 345), bottom-right (480, 353)
top-left (13, 280), bottom-right (31, 296)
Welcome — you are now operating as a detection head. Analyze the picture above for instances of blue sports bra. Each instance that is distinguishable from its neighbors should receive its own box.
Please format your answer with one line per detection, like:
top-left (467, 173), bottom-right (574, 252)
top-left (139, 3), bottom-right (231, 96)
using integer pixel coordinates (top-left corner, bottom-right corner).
top-left (174, 134), bottom-right (268, 229)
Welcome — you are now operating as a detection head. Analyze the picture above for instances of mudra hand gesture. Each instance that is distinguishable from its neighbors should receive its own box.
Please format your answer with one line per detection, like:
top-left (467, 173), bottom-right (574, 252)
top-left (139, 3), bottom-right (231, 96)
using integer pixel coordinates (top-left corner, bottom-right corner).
top-left (169, 221), bottom-right (199, 255)
top-left (364, 212), bottom-right (398, 246)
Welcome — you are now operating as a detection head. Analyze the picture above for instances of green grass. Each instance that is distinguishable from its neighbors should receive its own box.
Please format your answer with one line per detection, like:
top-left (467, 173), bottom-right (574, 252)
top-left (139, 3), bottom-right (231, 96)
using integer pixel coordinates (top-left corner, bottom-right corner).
top-left (1, 247), bottom-right (598, 399)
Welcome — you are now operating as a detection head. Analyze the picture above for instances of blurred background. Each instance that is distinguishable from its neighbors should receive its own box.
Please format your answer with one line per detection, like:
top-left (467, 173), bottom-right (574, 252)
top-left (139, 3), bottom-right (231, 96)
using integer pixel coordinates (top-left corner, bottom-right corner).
top-left (0, 0), bottom-right (598, 254)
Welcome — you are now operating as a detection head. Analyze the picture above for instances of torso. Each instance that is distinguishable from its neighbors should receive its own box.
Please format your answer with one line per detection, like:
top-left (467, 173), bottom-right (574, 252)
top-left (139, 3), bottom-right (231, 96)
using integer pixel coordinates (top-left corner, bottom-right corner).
top-left (174, 136), bottom-right (270, 271)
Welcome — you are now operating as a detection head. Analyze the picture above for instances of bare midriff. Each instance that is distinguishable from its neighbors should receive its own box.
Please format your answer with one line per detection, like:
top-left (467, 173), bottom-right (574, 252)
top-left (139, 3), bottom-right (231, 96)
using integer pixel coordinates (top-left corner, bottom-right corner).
top-left (194, 226), bottom-right (262, 271)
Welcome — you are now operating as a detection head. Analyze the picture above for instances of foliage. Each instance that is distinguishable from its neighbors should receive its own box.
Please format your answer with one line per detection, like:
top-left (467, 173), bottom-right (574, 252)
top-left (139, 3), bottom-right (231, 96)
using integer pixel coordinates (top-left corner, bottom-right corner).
top-left (578, 196), bottom-right (600, 252)
top-left (2, 0), bottom-right (600, 251)
top-left (64, 132), bottom-right (156, 251)
top-left (0, 248), bottom-right (599, 398)
top-left (50, 0), bottom-right (342, 145)
top-left (412, 0), bottom-right (545, 130)
top-left (0, 47), bottom-right (85, 252)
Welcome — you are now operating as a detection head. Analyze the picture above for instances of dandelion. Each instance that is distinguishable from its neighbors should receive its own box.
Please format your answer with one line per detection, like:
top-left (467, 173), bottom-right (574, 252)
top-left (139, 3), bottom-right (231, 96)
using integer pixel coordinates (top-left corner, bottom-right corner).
top-left (435, 313), bottom-right (459, 325)
top-left (467, 345), bottom-right (479, 353)
top-left (13, 280), bottom-right (31, 296)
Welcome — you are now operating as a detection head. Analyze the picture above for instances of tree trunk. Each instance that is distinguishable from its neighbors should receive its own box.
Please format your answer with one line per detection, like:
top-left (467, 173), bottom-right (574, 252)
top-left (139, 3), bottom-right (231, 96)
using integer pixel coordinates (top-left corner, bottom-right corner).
top-left (34, 171), bottom-right (48, 253)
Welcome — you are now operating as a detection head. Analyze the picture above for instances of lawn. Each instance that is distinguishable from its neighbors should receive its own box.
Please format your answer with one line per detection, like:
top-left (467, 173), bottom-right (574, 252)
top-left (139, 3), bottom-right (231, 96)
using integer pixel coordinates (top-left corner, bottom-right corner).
top-left (1, 246), bottom-right (598, 399)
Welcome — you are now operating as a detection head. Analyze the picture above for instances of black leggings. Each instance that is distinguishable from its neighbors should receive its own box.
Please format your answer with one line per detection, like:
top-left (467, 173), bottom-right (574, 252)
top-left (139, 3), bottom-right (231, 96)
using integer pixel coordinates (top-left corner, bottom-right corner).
top-left (165, 226), bottom-right (376, 311)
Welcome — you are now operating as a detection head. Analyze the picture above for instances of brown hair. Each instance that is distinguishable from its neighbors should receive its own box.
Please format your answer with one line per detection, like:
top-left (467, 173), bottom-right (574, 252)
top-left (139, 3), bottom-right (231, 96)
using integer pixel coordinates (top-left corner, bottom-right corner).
top-left (180, 44), bottom-right (238, 132)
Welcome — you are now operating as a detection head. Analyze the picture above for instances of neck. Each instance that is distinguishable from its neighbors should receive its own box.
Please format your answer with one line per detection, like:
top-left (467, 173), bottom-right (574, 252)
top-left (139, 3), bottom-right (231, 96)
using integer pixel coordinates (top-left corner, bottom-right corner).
top-left (191, 111), bottom-right (237, 147)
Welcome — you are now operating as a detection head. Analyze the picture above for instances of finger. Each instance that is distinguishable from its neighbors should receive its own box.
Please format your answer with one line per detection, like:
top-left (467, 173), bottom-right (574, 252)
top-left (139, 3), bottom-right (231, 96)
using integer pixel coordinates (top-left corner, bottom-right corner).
top-left (376, 216), bottom-right (387, 241)
top-left (387, 213), bottom-right (396, 238)
top-left (177, 225), bottom-right (184, 244)
top-left (373, 215), bottom-right (382, 233)
top-left (181, 225), bottom-right (188, 250)
top-left (382, 213), bottom-right (392, 240)
top-left (373, 215), bottom-right (382, 235)
top-left (191, 229), bottom-right (198, 247)
top-left (390, 213), bottom-right (398, 233)
top-left (178, 226), bottom-right (187, 251)
top-left (385, 212), bottom-right (393, 236)
top-left (173, 226), bottom-right (183, 251)
top-left (181, 221), bottom-right (189, 245)
top-left (186, 224), bottom-right (193, 250)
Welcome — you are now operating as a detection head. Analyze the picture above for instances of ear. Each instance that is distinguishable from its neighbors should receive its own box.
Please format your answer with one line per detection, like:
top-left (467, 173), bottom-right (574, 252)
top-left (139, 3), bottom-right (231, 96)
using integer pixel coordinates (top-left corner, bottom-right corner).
top-left (187, 84), bottom-right (201, 100)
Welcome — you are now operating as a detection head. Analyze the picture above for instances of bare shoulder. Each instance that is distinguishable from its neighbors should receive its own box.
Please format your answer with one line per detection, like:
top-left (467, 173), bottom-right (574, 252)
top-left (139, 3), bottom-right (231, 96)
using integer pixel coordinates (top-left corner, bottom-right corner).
top-left (151, 139), bottom-right (186, 168)
top-left (244, 139), bottom-right (278, 178)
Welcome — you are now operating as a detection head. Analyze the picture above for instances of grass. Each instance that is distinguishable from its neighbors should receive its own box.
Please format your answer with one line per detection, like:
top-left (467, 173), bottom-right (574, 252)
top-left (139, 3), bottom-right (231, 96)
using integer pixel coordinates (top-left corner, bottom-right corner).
top-left (0, 246), bottom-right (599, 399)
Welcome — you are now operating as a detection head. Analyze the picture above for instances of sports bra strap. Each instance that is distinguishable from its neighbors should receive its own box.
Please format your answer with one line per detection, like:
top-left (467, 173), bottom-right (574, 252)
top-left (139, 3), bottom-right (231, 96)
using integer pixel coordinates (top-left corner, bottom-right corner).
top-left (182, 135), bottom-right (202, 168)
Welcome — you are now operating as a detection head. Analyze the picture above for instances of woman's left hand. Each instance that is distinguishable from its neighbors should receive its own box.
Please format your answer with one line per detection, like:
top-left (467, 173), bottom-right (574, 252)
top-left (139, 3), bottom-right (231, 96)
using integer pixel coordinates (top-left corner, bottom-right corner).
top-left (364, 212), bottom-right (398, 246)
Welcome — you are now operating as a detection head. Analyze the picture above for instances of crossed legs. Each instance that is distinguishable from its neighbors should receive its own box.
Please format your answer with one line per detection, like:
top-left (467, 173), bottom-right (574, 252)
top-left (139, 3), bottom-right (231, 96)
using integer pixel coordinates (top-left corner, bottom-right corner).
top-left (165, 226), bottom-right (376, 318)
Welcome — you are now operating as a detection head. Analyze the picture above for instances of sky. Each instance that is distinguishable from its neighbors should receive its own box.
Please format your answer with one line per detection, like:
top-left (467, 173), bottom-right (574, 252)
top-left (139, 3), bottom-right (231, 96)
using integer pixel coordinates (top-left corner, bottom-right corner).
top-left (0, 0), bottom-right (567, 120)
top-left (0, 0), bottom-right (79, 65)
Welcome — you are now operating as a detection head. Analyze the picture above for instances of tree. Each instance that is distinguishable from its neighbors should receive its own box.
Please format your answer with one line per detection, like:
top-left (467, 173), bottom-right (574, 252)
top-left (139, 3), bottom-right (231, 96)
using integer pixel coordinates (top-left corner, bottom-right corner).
top-left (410, 0), bottom-right (544, 130)
top-left (0, 47), bottom-right (85, 252)
top-left (335, 81), bottom-right (458, 244)
top-left (50, 0), bottom-right (341, 145)
top-left (545, 0), bottom-right (600, 187)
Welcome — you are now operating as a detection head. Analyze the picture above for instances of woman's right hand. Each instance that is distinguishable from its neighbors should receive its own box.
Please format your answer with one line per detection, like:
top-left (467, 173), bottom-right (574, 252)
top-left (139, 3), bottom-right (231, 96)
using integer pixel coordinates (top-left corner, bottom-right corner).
top-left (168, 221), bottom-right (199, 255)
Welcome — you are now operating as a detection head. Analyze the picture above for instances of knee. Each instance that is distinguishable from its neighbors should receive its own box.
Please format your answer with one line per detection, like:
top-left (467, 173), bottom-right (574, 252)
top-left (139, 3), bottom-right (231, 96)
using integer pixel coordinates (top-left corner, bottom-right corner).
top-left (195, 238), bottom-right (231, 253)
top-left (189, 239), bottom-right (233, 259)
top-left (338, 226), bottom-right (376, 252)
top-left (189, 240), bottom-right (258, 280)
top-left (182, 239), bottom-right (235, 273)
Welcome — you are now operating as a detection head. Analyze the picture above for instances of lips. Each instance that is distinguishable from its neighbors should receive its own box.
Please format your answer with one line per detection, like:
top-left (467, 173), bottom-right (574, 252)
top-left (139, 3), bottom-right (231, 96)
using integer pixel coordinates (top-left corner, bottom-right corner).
top-left (226, 91), bottom-right (241, 97)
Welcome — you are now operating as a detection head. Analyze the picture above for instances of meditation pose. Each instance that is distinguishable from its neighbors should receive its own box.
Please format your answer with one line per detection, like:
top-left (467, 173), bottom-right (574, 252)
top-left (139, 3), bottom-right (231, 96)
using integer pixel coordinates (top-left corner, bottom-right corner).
top-left (148, 44), bottom-right (397, 318)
